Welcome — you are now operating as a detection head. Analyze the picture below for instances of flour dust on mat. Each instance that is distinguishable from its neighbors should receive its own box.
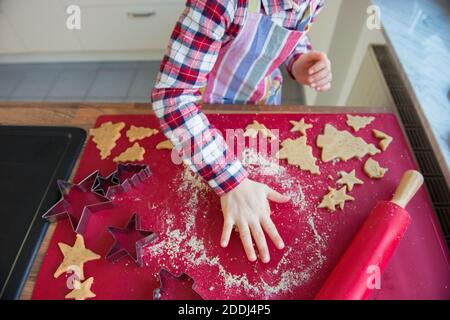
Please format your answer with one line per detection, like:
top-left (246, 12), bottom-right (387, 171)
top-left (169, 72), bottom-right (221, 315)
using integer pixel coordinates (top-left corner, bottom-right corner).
top-left (144, 148), bottom-right (329, 299)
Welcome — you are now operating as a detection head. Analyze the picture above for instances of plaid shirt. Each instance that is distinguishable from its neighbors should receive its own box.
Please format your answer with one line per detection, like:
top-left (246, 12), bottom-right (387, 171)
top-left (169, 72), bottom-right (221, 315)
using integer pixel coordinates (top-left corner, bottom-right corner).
top-left (151, 0), bottom-right (325, 196)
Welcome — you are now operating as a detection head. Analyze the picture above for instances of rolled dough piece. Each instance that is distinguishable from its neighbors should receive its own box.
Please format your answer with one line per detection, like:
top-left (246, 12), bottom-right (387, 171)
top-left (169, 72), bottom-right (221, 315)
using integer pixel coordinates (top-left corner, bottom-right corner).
top-left (244, 120), bottom-right (277, 140)
top-left (337, 169), bottom-right (364, 191)
top-left (316, 124), bottom-right (380, 162)
top-left (156, 140), bottom-right (174, 150)
top-left (276, 136), bottom-right (320, 175)
top-left (332, 186), bottom-right (355, 210)
top-left (113, 143), bottom-right (145, 163)
top-left (364, 158), bottom-right (388, 179)
top-left (318, 186), bottom-right (354, 211)
top-left (54, 234), bottom-right (100, 280)
top-left (346, 115), bottom-right (375, 131)
top-left (289, 118), bottom-right (312, 136)
top-left (318, 192), bottom-right (336, 211)
top-left (89, 121), bottom-right (125, 159)
top-left (373, 129), bottom-right (393, 151)
top-left (65, 277), bottom-right (96, 300)
top-left (126, 125), bottom-right (159, 142)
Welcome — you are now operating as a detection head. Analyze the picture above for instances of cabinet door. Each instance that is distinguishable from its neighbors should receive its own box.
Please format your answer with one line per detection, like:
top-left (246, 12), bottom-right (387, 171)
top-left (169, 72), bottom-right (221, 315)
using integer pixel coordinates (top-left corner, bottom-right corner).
top-left (60, 0), bottom-right (182, 5)
top-left (75, 3), bottom-right (184, 51)
top-left (0, 12), bottom-right (26, 53)
top-left (1, 0), bottom-right (81, 52)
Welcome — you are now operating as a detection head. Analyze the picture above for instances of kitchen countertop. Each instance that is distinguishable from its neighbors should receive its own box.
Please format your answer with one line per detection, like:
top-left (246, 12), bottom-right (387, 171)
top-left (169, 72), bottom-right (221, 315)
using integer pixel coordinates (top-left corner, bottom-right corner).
top-left (0, 102), bottom-right (395, 299)
top-left (373, 0), bottom-right (450, 182)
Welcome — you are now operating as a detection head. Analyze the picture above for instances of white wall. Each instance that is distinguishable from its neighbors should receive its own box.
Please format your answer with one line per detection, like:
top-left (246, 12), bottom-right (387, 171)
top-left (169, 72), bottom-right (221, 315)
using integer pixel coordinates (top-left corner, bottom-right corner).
top-left (305, 0), bottom-right (342, 105)
top-left (308, 0), bottom-right (386, 106)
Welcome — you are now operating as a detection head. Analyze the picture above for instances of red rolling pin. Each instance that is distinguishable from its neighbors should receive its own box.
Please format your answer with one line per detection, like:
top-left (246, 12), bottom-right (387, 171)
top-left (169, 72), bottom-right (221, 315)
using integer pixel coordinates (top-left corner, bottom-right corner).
top-left (315, 170), bottom-right (424, 300)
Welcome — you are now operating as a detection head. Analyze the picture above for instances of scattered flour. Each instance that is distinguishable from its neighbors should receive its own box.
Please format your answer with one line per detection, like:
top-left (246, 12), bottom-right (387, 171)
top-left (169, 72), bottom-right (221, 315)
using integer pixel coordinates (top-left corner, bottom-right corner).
top-left (145, 148), bottom-right (328, 298)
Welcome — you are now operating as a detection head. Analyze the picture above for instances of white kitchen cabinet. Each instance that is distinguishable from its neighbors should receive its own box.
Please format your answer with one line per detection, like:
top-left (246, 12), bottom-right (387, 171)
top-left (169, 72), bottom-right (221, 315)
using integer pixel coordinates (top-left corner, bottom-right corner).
top-left (75, 3), bottom-right (184, 51)
top-left (0, 0), bottom-right (81, 52)
top-left (0, 12), bottom-right (26, 53)
top-left (60, 0), bottom-right (182, 5)
top-left (0, 0), bottom-right (184, 62)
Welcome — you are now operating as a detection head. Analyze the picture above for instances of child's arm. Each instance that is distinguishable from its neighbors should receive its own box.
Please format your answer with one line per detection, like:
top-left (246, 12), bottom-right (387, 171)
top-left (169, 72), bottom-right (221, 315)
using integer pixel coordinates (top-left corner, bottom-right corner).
top-left (152, 0), bottom-right (288, 263)
top-left (151, 0), bottom-right (248, 196)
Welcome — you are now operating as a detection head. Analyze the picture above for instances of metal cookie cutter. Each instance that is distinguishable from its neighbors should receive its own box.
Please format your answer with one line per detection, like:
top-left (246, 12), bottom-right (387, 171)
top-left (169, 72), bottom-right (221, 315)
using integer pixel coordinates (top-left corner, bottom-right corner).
top-left (42, 163), bottom-right (152, 234)
top-left (105, 213), bottom-right (157, 267)
top-left (153, 269), bottom-right (203, 300)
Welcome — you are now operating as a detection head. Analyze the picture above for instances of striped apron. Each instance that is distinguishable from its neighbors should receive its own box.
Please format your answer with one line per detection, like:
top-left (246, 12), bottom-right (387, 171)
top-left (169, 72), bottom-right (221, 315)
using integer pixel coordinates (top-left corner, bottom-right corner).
top-left (203, 0), bottom-right (313, 105)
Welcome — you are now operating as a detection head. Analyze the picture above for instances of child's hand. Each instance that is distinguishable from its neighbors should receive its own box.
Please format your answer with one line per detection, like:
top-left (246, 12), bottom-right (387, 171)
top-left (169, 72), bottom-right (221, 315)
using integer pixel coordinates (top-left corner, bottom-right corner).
top-left (219, 178), bottom-right (290, 263)
top-left (292, 51), bottom-right (332, 92)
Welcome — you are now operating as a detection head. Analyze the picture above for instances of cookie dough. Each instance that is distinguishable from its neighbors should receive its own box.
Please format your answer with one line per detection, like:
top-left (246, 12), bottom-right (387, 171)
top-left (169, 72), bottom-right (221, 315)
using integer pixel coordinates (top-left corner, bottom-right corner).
top-left (276, 136), bottom-right (320, 175)
top-left (337, 169), bottom-right (364, 191)
top-left (318, 192), bottom-right (336, 211)
top-left (113, 143), bottom-right (145, 163)
top-left (65, 277), bottom-right (96, 300)
top-left (289, 118), bottom-right (312, 136)
top-left (156, 140), bottom-right (174, 150)
top-left (54, 234), bottom-right (100, 280)
top-left (316, 124), bottom-right (380, 162)
top-left (89, 121), bottom-right (125, 159)
top-left (244, 120), bottom-right (277, 140)
top-left (346, 115), bottom-right (375, 131)
top-left (126, 125), bottom-right (159, 142)
top-left (318, 186), bottom-right (354, 211)
top-left (373, 129), bottom-right (393, 151)
top-left (364, 158), bottom-right (388, 179)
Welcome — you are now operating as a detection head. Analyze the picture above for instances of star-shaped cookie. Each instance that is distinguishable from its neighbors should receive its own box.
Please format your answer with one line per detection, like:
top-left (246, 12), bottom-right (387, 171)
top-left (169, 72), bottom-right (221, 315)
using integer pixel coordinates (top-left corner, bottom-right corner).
top-left (318, 186), bottom-right (354, 211)
top-left (332, 186), bottom-right (355, 210)
top-left (54, 234), bottom-right (100, 280)
top-left (318, 193), bottom-right (336, 211)
top-left (336, 170), bottom-right (364, 191)
top-left (65, 277), bottom-right (96, 300)
top-left (289, 118), bottom-right (312, 136)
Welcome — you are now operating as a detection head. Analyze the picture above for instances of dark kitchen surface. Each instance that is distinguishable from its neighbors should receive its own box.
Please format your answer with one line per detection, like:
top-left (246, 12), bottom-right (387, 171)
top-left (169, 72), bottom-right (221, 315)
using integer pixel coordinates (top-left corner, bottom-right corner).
top-left (0, 125), bottom-right (85, 299)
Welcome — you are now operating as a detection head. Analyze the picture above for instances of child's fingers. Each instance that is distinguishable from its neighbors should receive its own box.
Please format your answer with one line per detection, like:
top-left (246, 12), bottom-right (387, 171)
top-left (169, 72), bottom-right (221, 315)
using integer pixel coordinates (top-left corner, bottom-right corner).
top-left (316, 82), bottom-right (332, 92)
top-left (220, 218), bottom-right (234, 247)
top-left (312, 73), bottom-right (332, 89)
top-left (309, 68), bottom-right (330, 84)
top-left (261, 217), bottom-right (285, 250)
top-left (266, 186), bottom-right (290, 203)
top-left (308, 58), bottom-right (328, 75)
top-left (238, 221), bottom-right (257, 261)
top-left (308, 61), bottom-right (326, 76)
top-left (249, 222), bottom-right (270, 263)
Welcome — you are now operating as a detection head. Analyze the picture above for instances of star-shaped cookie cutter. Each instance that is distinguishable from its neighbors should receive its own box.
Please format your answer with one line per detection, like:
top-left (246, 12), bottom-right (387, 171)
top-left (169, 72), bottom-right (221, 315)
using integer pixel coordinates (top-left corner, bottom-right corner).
top-left (97, 163), bottom-right (152, 199)
top-left (42, 163), bottom-right (152, 234)
top-left (153, 269), bottom-right (203, 300)
top-left (105, 213), bottom-right (156, 267)
top-left (42, 171), bottom-right (113, 234)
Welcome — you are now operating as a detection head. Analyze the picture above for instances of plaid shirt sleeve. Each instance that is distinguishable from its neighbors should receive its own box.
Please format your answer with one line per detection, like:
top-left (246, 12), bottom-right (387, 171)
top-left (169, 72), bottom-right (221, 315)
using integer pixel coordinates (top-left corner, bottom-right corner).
top-left (151, 0), bottom-right (248, 196)
top-left (285, 0), bottom-right (326, 77)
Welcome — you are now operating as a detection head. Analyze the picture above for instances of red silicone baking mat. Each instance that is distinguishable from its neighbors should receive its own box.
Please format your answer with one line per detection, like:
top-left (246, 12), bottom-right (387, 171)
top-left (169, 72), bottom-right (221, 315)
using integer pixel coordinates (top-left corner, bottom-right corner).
top-left (32, 113), bottom-right (450, 300)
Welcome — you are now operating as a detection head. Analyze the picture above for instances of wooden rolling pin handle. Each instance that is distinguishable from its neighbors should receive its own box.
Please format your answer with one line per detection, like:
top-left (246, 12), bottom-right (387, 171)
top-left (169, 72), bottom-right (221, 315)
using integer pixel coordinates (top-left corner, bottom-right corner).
top-left (391, 170), bottom-right (424, 209)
